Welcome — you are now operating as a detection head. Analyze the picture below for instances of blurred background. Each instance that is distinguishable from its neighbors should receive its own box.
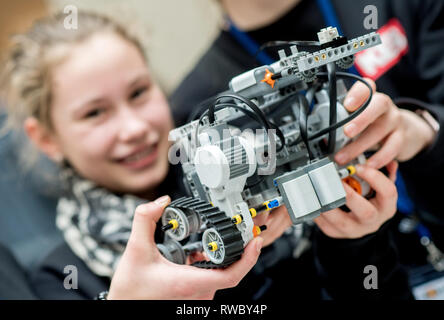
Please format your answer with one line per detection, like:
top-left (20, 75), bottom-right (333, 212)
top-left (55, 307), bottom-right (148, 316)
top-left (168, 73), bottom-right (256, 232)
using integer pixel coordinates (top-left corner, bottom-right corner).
top-left (0, 0), bottom-right (223, 95)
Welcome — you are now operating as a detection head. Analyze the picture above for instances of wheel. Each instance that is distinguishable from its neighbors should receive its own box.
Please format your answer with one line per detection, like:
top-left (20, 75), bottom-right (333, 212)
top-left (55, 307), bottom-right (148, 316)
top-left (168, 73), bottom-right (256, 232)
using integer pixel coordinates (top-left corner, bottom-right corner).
top-left (202, 228), bottom-right (226, 265)
top-left (161, 206), bottom-right (191, 241)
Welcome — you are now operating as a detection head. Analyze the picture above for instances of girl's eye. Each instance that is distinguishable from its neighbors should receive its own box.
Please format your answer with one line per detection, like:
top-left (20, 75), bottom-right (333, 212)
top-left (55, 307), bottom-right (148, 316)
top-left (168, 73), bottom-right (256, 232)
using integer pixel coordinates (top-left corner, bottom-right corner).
top-left (130, 86), bottom-right (148, 100)
top-left (84, 108), bottom-right (105, 119)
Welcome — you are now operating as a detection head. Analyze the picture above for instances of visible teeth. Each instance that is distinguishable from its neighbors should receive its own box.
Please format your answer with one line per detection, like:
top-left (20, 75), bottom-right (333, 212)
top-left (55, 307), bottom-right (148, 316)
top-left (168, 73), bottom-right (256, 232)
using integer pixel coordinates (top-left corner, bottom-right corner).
top-left (124, 147), bottom-right (153, 162)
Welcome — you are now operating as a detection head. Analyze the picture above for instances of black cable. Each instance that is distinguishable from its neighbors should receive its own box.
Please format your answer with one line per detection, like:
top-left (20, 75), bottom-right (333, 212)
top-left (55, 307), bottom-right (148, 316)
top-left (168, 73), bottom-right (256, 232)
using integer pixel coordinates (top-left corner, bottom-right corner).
top-left (288, 73), bottom-right (373, 148)
top-left (194, 98), bottom-right (283, 151)
top-left (194, 103), bottom-right (267, 189)
top-left (286, 84), bottom-right (321, 149)
top-left (245, 175), bottom-right (265, 189)
top-left (213, 93), bottom-right (272, 130)
top-left (208, 104), bottom-right (216, 124)
top-left (307, 72), bottom-right (373, 141)
top-left (189, 90), bottom-right (232, 122)
top-left (200, 103), bottom-right (264, 126)
top-left (262, 91), bottom-right (299, 117)
top-left (194, 103), bottom-right (263, 148)
top-left (211, 93), bottom-right (286, 151)
top-left (298, 94), bottom-right (314, 160)
top-left (305, 82), bottom-right (322, 108)
top-left (327, 62), bottom-right (337, 154)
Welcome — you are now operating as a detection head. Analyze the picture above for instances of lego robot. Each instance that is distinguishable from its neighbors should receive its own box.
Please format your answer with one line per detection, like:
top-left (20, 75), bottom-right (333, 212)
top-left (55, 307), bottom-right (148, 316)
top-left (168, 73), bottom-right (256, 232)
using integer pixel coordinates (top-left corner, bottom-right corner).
top-left (158, 27), bottom-right (382, 268)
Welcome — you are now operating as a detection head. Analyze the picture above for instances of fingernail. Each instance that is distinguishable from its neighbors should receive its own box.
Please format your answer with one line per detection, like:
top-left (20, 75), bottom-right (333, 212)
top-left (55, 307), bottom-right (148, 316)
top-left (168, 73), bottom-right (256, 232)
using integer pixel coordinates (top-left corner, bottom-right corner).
top-left (344, 96), bottom-right (355, 109)
top-left (256, 237), bottom-right (263, 254)
top-left (154, 195), bottom-right (171, 209)
top-left (335, 152), bottom-right (347, 164)
top-left (344, 123), bottom-right (357, 137)
top-left (355, 164), bottom-right (363, 173)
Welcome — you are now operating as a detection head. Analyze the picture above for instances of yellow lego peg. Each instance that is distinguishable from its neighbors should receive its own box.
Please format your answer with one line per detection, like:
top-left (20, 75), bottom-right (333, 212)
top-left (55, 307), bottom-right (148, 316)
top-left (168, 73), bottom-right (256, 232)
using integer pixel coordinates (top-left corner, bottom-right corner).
top-left (208, 242), bottom-right (218, 252)
top-left (347, 165), bottom-right (356, 176)
top-left (169, 219), bottom-right (179, 230)
top-left (231, 214), bottom-right (243, 225)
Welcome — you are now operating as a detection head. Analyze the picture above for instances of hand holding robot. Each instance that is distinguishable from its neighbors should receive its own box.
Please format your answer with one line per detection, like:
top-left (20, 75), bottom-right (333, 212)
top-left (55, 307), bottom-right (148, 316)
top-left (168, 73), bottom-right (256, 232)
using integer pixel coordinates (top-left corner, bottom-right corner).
top-left (108, 196), bottom-right (263, 299)
top-left (158, 27), bottom-right (401, 267)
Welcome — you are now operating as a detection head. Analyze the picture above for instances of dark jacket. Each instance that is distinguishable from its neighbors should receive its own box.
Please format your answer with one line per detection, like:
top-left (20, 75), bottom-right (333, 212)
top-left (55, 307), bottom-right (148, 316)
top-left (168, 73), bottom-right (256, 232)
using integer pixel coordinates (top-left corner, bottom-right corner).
top-left (0, 243), bottom-right (36, 300)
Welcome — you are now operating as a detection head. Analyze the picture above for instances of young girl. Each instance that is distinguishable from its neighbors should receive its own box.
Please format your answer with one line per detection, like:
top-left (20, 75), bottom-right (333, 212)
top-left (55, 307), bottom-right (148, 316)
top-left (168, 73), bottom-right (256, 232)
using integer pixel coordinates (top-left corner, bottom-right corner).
top-left (1, 10), bottom-right (406, 300)
top-left (0, 11), bottom-right (262, 300)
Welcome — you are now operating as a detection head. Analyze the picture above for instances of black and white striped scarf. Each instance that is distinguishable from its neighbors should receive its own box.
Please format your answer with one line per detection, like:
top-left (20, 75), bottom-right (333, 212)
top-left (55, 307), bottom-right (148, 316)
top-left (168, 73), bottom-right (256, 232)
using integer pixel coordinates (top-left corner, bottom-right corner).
top-left (56, 168), bottom-right (145, 278)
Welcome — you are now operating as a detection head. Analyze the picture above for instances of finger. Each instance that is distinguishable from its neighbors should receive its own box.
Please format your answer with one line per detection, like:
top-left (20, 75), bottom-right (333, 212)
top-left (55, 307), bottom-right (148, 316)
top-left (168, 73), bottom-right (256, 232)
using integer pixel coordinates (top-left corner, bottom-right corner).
top-left (386, 160), bottom-right (399, 182)
top-left (342, 183), bottom-right (378, 224)
top-left (214, 237), bottom-right (263, 289)
top-left (335, 112), bottom-right (395, 165)
top-left (321, 208), bottom-right (358, 235)
top-left (342, 93), bottom-right (391, 139)
top-left (261, 208), bottom-right (292, 247)
top-left (187, 252), bottom-right (208, 265)
top-left (128, 195), bottom-right (171, 249)
top-left (366, 130), bottom-right (404, 169)
top-left (317, 208), bottom-right (359, 234)
top-left (355, 165), bottom-right (397, 210)
top-left (253, 211), bottom-right (269, 226)
top-left (268, 206), bottom-right (291, 224)
top-left (343, 77), bottom-right (376, 112)
top-left (172, 237), bottom-right (261, 295)
top-left (268, 208), bottom-right (292, 232)
top-left (314, 214), bottom-right (342, 238)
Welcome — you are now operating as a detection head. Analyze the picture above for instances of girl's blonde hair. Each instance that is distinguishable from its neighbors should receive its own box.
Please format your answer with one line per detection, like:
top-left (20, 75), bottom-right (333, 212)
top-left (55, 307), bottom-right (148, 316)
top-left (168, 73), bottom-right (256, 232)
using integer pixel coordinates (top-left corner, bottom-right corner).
top-left (1, 10), bottom-right (146, 134)
top-left (0, 10), bottom-right (147, 173)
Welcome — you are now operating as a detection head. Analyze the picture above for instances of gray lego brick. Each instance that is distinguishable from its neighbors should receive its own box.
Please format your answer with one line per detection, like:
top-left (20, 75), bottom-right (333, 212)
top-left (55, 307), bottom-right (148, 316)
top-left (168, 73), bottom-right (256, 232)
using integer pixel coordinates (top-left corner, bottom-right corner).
top-left (296, 33), bottom-right (382, 72)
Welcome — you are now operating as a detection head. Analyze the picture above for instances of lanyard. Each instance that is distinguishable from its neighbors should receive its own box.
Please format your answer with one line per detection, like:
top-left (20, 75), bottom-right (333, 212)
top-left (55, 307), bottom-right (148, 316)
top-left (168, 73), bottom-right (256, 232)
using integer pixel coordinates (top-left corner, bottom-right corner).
top-left (226, 20), bottom-right (274, 65)
top-left (316, 0), bottom-right (359, 75)
top-left (315, 0), bottom-right (344, 34)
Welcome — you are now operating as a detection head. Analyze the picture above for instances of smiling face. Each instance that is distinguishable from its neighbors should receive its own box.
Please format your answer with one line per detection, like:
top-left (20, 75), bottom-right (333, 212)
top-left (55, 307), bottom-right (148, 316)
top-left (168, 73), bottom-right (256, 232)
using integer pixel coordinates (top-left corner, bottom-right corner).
top-left (48, 32), bottom-right (173, 194)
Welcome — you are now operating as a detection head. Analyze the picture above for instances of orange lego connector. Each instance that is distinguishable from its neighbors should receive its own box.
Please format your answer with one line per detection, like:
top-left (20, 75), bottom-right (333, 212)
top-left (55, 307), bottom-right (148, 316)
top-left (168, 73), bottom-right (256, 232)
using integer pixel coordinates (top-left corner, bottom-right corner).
top-left (261, 69), bottom-right (276, 88)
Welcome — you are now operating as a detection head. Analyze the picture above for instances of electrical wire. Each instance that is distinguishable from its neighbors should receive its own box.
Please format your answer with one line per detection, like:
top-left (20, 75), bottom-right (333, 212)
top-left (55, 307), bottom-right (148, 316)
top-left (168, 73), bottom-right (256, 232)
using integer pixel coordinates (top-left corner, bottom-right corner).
top-left (245, 175), bottom-right (265, 189)
top-left (327, 62), bottom-right (337, 154)
top-left (288, 72), bottom-right (373, 147)
top-left (194, 103), bottom-right (268, 189)
top-left (191, 72), bottom-right (372, 166)
top-left (188, 90), bottom-right (232, 123)
top-left (194, 103), bottom-right (261, 151)
top-left (193, 93), bottom-right (286, 151)
top-left (298, 94), bottom-right (314, 160)
top-left (307, 72), bottom-right (373, 141)
top-left (306, 82), bottom-right (321, 107)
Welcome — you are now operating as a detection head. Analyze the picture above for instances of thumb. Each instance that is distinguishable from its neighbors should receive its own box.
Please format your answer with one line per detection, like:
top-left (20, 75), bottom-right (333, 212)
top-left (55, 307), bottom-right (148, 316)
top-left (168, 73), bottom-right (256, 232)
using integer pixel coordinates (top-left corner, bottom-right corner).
top-left (128, 195), bottom-right (171, 248)
top-left (218, 237), bottom-right (263, 289)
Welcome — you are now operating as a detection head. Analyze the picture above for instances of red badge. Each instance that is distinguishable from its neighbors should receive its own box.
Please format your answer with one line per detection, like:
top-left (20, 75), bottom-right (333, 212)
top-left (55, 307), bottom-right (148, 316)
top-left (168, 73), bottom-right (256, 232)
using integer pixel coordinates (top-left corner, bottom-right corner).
top-left (354, 18), bottom-right (408, 80)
